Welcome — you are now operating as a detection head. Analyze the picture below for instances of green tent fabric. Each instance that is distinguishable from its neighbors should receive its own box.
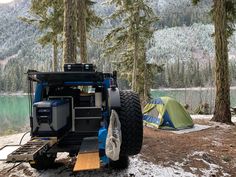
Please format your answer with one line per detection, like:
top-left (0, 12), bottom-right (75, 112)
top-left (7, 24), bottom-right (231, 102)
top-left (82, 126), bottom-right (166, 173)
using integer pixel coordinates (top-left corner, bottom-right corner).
top-left (143, 97), bottom-right (194, 129)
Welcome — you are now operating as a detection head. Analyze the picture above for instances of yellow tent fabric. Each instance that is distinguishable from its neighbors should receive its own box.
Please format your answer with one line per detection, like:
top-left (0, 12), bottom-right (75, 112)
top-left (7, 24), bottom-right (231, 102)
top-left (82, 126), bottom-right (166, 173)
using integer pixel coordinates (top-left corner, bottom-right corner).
top-left (143, 97), bottom-right (194, 129)
top-left (143, 101), bottom-right (165, 128)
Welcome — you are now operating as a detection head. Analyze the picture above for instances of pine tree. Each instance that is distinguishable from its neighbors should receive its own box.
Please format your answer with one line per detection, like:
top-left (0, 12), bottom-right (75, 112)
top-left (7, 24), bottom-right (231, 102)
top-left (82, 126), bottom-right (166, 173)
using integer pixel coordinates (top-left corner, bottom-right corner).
top-left (23, 0), bottom-right (102, 67)
top-left (211, 0), bottom-right (234, 124)
top-left (20, 0), bottom-right (64, 71)
top-left (180, 62), bottom-right (185, 86)
top-left (193, 0), bottom-right (236, 124)
top-left (77, 0), bottom-right (102, 63)
top-left (104, 0), bottom-right (158, 102)
top-left (78, 0), bottom-right (87, 63)
top-left (0, 70), bottom-right (2, 91)
top-left (63, 0), bottom-right (77, 64)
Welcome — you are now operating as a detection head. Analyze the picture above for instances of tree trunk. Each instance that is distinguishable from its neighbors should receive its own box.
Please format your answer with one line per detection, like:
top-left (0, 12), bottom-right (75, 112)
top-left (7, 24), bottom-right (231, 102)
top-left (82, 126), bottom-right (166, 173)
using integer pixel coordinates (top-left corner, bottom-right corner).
top-left (211, 0), bottom-right (232, 124)
top-left (62, 0), bottom-right (77, 64)
top-left (143, 52), bottom-right (149, 104)
top-left (77, 0), bottom-right (88, 63)
top-left (131, 9), bottom-right (140, 92)
top-left (52, 37), bottom-right (58, 72)
top-left (132, 37), bottom-right (138, 91)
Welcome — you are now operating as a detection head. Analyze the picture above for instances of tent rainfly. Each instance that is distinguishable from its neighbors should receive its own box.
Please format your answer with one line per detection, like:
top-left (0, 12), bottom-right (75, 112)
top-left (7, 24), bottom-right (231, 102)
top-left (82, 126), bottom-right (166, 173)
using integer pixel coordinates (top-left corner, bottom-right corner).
top-left (143, 97), bottom-right (194, 129)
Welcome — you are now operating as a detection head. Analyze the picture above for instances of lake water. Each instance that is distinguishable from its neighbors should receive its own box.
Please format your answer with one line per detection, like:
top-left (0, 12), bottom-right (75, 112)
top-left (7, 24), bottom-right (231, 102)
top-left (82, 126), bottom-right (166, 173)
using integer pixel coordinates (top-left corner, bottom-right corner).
top-left (151, 87), bottom-right (236, 113)
top-left (0, 95), bottom-right (29, 135)
top-left (1, 88), bottom-right (236, 135)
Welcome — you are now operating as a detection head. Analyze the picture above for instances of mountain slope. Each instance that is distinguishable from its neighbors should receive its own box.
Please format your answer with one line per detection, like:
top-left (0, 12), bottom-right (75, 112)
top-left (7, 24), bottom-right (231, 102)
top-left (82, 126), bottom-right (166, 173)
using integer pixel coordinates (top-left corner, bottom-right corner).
top-left (0, 0), bottom-right (235, 91)
top-left (0, 0), bottom-right (51, 92)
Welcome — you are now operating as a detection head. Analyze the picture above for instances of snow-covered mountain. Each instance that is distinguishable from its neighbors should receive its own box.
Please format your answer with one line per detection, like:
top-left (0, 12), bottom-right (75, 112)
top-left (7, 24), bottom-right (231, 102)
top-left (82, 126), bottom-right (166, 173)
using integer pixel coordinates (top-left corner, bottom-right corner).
top-left (147, 24), bottom-right (236, 66)
top-left (0, 0), bottom-right (235, 91)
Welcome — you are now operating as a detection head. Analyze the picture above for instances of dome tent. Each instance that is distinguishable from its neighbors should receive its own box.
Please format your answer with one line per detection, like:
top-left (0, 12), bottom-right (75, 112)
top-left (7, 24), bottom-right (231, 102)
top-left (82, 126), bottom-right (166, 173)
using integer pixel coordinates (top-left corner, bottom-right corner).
top-left (143, 97), bottom-right (194, 129)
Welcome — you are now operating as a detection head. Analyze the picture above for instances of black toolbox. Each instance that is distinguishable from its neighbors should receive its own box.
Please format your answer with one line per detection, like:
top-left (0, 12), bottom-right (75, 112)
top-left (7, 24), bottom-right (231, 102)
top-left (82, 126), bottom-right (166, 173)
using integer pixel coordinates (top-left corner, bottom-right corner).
top-left (64, 64), bottom-right (94, 72)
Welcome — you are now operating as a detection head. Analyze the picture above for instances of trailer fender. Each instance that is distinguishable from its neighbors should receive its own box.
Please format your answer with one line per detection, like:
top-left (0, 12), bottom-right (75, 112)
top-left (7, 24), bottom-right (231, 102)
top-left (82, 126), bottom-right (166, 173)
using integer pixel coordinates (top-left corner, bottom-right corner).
top-left (107, 88), bottom-right (121, 109)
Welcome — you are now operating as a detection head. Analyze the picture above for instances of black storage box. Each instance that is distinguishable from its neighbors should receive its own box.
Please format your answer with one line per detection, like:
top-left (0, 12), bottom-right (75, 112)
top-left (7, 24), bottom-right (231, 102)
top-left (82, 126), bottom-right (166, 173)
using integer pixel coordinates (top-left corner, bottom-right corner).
top-left (64, 64), bottom-right (94, 72)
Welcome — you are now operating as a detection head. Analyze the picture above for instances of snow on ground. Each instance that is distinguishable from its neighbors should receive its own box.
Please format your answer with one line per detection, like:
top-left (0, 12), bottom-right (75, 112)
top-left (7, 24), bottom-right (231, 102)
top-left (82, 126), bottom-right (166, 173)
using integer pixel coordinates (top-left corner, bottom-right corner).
top-left (0, 114), bottom-right (234, 177)
top-left (191, 114), bottom-right (236, 123)
top-left (166, 114), bottom-right (236, 133)
top-left (170, 124), bottom-right (211, 134)
top-left (0, 154), bottom-right (197, 177)
top-left (0, 133), bottom-right (201, 177)
top-left (0, 92), bottom-right (28, 96)
top-left (175, 151), bottom-right (230, 177)
top-left (0, 132), bottom-right (30, 147)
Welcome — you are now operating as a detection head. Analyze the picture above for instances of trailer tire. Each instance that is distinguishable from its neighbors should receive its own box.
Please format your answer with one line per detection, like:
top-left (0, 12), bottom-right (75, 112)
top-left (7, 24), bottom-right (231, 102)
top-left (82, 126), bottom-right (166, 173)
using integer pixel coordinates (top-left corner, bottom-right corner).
top-left (30, 153), bottom-right (56, 170)
top-left (117, 91), bottom-right (143, 156)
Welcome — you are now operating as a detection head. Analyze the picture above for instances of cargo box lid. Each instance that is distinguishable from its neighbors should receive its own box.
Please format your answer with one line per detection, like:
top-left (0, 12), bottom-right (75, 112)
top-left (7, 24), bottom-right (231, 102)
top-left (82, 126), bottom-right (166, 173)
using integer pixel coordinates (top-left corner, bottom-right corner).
top-left (33, 99), bottom-right (68, 107)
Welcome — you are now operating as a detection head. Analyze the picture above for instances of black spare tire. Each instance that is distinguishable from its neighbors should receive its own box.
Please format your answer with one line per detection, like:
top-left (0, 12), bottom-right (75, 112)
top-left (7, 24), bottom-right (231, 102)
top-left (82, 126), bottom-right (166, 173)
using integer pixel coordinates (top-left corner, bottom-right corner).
top-left (117, 90), bottom-right (143, 156)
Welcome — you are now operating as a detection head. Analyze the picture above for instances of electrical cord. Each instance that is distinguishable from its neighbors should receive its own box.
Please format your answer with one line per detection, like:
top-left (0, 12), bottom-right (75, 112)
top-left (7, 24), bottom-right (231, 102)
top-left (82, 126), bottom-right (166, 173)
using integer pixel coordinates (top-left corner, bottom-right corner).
top-left (6, 162), bottom-right (22, 173)
top-left (6, 74), bottom-right (34, 174)
top-left (6, 131), bottom-right (31, 173)
top-left (19, 131), bottom-right (30, 145)
top-left (27, 78), bottom-right (31, 118)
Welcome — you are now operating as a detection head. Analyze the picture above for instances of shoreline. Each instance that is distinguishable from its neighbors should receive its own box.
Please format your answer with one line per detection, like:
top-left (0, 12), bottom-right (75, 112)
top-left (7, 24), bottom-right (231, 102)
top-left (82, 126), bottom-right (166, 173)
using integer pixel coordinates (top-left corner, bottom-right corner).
top-left (151, 86), bottom-right (236, 91)
top-left (2, 86), bottom-right (236, 95)
top-left (0, 92), bottom-right (28, 96)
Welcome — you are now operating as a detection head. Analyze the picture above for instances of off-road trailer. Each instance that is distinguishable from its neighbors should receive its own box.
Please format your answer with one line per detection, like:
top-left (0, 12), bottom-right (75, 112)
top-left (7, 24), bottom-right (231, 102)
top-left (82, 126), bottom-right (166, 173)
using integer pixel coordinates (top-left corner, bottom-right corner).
top-left (1, 63), bottom-right (143, 171)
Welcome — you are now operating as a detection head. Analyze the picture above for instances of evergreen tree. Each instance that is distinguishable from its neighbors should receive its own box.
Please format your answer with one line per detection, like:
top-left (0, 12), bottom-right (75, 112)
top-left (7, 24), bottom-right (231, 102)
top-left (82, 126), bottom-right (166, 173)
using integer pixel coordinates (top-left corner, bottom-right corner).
top-left (20, 0), bottom-right (64, 71)
top-left (193, 0), bottom-right (236, 124)
top-left (63, 0), bottom-right (77, 64)
top-left (180, 62), bottom-right (185, 86)
top-left (23, 0), bottom-right (102, 67)
top-left (77, 0), bottom-right (102, 63)
top-left (104, 0), bottom-right (158, 102)
top-left (0, 71), bottom-right (2, 91)
top-left (78, 0), bottom-right (87, 63)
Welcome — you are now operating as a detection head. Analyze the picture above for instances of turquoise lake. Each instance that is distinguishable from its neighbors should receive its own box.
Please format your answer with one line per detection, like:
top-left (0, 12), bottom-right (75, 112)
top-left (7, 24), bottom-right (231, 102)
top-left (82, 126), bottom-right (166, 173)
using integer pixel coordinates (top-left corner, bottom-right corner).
top-left (0, 95), bottom-right (29, 135)
top-left (1, 88), bottom-right (236, 135)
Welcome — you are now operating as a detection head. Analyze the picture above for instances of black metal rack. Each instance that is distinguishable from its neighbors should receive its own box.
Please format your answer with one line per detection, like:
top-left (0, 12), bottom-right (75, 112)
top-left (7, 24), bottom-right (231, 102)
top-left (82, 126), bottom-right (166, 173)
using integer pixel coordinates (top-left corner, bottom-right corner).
top-left (27, 71), bottom-right (104, 83)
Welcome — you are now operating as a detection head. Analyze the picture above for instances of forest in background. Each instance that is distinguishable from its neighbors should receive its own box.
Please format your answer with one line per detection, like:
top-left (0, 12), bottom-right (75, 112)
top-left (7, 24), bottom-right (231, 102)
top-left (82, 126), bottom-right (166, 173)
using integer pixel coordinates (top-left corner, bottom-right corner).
top-left (0, 0), bottom-right (236, 92)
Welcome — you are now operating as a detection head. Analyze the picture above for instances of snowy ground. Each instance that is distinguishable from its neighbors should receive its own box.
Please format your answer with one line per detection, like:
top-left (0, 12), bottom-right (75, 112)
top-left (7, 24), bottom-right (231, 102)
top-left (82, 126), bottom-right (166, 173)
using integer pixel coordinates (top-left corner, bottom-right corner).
top-left (191, 114), bottom-right (236, 129)
top-left (191, 114), bottom-right (236, 122)
top-left (0, 132), bottom-right (199, 177)
top-left (170, 124), bottom-right (211, 134)
top-left (3, 154), bottom-right (226, 177)
top-left (0, 156), bottom-right (199, 177)
top-left (0, 115), bottom-right (235, 177)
